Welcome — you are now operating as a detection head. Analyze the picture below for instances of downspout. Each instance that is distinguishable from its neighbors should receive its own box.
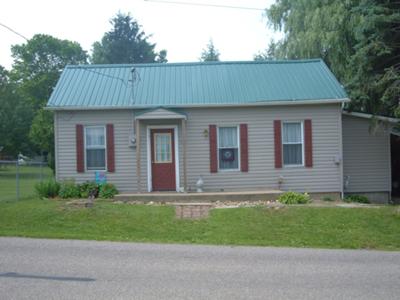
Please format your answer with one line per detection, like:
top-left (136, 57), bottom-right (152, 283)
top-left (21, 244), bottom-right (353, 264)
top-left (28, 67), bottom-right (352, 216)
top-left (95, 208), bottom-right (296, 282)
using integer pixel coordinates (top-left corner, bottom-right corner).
top-left (54, 111), bottom-right (59, 181)
top-left (339, 102), bottom-right (344, 199)
top-left (388, 125), bottom-right (392, 203)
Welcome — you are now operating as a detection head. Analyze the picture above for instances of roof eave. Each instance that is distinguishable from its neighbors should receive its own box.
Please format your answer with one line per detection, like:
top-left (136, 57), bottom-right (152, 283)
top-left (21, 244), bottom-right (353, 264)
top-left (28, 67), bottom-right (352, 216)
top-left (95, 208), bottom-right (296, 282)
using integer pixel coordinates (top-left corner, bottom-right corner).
top-left (46, 98), bottom-right (350, 111)
top-left (342, 111), bottom-right (399, 124)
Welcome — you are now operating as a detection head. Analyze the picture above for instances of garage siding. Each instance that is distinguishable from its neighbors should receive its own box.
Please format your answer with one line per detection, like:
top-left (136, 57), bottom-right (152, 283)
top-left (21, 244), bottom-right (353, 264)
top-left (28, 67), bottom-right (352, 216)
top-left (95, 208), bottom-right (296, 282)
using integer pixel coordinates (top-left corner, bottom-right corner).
top-left (342, 114), bottom-right (391, 193)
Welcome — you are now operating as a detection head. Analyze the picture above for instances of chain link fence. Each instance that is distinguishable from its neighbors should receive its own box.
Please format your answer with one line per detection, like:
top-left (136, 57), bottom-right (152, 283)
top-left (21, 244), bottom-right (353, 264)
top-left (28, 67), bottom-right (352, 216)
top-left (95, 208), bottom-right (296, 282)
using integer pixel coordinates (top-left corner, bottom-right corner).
top-left (0, 159), bottom-right (53, 201)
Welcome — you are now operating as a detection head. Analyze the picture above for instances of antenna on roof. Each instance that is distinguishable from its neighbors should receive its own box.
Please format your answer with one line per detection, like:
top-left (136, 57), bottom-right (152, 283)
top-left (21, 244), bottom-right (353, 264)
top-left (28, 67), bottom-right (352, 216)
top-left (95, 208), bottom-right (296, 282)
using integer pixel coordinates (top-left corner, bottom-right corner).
top-left (129, 67), bottom-right (141, 104)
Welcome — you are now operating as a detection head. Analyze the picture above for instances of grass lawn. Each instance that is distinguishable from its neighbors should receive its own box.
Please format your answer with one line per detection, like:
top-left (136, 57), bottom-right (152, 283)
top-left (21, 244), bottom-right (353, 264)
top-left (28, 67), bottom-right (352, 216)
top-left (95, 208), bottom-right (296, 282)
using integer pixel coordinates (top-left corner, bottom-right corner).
top-left (0, 165), bottom-right (53, 201)
top-left (0, 198), bottom-right (399, 250)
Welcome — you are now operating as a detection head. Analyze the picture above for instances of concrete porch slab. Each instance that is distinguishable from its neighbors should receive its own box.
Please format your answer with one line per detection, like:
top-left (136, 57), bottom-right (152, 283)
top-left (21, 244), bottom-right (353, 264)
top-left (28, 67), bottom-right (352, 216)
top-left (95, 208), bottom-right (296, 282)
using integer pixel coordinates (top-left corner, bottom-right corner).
top-left (114, 190), bottom-right (283, 203)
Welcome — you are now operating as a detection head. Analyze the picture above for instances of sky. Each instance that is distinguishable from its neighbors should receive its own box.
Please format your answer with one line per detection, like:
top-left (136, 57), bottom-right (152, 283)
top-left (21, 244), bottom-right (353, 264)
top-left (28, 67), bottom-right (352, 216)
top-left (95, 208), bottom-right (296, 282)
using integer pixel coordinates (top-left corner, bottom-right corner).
top-left (0, 0), bottom-right (282, 69)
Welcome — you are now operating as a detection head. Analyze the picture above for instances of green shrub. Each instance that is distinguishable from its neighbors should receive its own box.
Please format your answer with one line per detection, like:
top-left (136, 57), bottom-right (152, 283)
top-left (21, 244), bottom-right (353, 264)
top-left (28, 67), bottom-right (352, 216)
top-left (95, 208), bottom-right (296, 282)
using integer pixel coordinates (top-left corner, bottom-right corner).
top-left (98, 183), bottom-right (118, 199)
top-left (59, 180), bottom-right (80, 199)
top-left (79, 181), bottom-right (100, 198)
top-left (35, 180), bottom-right (60, 198)
top-left (278, 191), bottom-right (311, 205)
top-left (344, 195), bottom-right (370, 204)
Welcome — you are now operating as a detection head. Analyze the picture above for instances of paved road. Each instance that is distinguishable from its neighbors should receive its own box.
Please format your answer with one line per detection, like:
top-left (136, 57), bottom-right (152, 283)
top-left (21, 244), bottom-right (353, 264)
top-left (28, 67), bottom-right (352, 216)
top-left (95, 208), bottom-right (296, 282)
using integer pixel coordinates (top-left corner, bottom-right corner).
top-left (0, 238), bottom-right (399, 300)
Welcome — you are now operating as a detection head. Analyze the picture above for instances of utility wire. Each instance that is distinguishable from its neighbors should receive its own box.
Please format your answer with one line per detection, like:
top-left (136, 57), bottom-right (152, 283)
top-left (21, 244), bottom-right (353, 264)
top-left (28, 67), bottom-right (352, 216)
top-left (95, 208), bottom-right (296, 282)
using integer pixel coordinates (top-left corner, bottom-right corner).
top-left (144, 0), bottom-right (264, 11)
top-left (76, 67), bottom-right (129, 88)
top-left (76, 66), bottom-right (141, 103)
top-left (0, 22), bottom-right (28, 40)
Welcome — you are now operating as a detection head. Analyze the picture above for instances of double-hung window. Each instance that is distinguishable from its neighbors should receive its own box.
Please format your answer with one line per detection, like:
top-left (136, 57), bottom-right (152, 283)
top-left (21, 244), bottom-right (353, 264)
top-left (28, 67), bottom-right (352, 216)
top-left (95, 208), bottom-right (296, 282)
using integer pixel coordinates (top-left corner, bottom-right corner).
top-left (85, 126), bottom-right (106, 170)
top-left (282, 122), bottom-right (303, 166)
top-left (218, 126), bottom-right (239, 170)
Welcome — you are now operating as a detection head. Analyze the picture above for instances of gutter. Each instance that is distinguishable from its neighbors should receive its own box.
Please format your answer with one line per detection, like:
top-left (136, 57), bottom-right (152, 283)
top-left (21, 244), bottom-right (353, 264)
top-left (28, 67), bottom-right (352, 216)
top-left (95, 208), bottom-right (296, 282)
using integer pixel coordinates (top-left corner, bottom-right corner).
top-left (45, 98), bottom-right (350, 111)
top-left (342, 111), bottom-right (399, 124)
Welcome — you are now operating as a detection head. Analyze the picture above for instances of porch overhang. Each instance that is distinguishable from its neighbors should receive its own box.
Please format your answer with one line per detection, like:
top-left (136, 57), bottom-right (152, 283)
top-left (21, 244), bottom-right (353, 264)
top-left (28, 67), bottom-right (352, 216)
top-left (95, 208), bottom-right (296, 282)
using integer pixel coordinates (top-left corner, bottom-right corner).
top-left (134, 107), bottom-right (188, 194)
top-left (135, 107), bottom-right (187, 120)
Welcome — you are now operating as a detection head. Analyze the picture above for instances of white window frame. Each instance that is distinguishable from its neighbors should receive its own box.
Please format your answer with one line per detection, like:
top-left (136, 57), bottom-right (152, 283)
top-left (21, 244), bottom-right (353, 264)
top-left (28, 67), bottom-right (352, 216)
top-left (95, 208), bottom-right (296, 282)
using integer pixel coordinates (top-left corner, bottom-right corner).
top-left (217, 125), bottom-right (241, 171)
top-left (84, 125), bottom-right (107, 171)
top-left (282, 121), bottom-right (304, 167)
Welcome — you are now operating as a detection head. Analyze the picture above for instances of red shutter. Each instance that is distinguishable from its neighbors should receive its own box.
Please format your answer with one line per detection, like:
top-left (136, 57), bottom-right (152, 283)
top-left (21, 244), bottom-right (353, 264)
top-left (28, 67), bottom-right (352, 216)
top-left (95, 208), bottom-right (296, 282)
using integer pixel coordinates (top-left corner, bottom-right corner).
top-left (209, 125), bottom-right (218, 173)
top-left (106, 124), bottom-right (115, 172)
top-left (274, 120), bottom-right (282, 168)
top-left (304, 119), bottom-right (313, 167)
top-left (240, 124), bottom-right (248, 172)
top-left (76, 124), bottom-right (84, 173)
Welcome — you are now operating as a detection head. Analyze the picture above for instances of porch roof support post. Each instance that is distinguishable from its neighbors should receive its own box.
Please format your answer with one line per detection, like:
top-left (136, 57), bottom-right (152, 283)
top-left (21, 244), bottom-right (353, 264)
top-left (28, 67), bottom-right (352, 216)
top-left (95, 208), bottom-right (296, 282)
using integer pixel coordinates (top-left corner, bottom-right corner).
top-left (136, 119), bottom-right (141, 193)
top-left (182, 119), bottom-right (188, 192)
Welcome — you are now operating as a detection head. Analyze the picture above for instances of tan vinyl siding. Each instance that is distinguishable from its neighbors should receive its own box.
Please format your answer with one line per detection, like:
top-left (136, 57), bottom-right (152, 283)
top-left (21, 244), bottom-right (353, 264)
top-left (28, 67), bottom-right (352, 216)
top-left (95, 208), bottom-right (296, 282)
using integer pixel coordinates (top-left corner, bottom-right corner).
top-left (55, 104), bottom-right (342, 193)
top-left (342, 115), bottom-right (391, 193)
top-left (56, 110), bottom-right (138, 192)
top-left (184, 104), bottom-right (342, 192)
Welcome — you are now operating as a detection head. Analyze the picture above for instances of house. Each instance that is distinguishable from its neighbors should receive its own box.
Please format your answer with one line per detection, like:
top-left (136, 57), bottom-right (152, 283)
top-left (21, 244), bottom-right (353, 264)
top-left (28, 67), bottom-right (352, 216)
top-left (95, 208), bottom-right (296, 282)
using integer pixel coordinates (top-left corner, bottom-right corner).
top-left (47, 60), bottom-right (399, 203)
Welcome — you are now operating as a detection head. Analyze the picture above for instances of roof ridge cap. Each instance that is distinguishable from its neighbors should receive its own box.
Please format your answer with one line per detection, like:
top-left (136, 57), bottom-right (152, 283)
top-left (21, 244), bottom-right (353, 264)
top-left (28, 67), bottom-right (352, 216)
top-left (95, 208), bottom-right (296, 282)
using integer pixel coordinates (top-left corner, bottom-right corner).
top-left (65, 59), bottom-right (324, 69)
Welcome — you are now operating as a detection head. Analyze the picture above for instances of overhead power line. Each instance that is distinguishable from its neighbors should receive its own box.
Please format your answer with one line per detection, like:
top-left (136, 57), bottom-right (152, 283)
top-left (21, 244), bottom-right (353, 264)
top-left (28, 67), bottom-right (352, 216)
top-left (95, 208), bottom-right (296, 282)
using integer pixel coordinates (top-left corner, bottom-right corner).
top-left (76, 67), bottom-right (129, 87)
top-left (0, 22), bottom-right (28, 41)
top-left (144, 0), bottom-right (264, 11)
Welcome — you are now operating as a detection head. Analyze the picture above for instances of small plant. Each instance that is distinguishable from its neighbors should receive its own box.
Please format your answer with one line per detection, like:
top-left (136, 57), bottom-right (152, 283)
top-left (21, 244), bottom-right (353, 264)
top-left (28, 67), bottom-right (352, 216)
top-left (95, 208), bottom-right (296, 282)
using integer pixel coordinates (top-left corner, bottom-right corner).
top-left (59, 180), bottom-right (80, 199)
top-left (35, 180), bottom-right (60, 198)
top-left (322, 196), bottom-right (334, 202)
top-left (278, 191), bottom-right (311, 204)
top-left (79, 181), bottom-right (100, 198)
top-left (344, 194), bottom-right (370, 204)
top-left (98, 183), bottom-right (118, 199)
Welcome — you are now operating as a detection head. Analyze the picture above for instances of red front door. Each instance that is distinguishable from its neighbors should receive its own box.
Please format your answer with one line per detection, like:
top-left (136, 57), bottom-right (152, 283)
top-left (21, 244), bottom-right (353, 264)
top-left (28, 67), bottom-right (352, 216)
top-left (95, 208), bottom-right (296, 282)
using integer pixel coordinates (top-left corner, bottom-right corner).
top-left (150, 128), bottom-right (176, 191)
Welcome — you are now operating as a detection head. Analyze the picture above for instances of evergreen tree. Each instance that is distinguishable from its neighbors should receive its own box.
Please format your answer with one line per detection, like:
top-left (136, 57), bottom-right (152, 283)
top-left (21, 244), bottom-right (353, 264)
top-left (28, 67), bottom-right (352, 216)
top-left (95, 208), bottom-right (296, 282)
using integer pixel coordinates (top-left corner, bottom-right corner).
top-left (91, 13), bottom-right (167, 64)
top-left (200, 39), bottom-right (220, 62)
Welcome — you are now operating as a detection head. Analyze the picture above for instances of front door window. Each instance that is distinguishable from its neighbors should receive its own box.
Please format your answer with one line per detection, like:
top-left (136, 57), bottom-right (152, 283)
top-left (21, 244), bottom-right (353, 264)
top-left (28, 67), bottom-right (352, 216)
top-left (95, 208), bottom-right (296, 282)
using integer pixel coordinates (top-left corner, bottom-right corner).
top-left (154, 133), bottom-right (172, 163)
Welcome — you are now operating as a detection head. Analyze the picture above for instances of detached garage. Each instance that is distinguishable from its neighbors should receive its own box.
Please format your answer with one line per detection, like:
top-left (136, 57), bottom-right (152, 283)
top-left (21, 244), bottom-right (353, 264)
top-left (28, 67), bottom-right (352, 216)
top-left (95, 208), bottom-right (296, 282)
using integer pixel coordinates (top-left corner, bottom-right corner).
top-left (342, 111), bottom-right (400, 203)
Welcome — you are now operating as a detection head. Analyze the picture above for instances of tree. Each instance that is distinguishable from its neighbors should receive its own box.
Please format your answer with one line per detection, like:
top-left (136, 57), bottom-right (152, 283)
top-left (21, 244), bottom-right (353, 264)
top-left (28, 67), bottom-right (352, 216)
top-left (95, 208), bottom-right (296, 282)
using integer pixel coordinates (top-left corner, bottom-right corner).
top-left (200, 39), bottom-right (220, 62)
top-left (11, 34), bottom-right (88, 110)
top-left (29, 109), bottom-right (54, 154)
top-left (156, 50), bottom-right (168, 63)
top-left (264, 0), bottom-right (400, 117)
top-left (345, 1), bottom-right (400, 117)
top-left (254, 40), bottom-right (278, 61)
top-left (91, 13), bottom-right (167, 64)
top-left (29, 109), bottom-right (55, 169)
top-left (10, 34), bottom-right (88, 166)
top-left (0, 66), bottom-right (33, 157)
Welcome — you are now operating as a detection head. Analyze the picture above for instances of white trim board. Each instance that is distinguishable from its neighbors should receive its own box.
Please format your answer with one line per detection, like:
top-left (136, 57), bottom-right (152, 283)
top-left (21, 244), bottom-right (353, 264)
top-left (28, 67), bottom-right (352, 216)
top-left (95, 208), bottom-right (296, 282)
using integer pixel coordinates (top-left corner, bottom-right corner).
top-left (216, 125), bottom-right (241, 172)
top-left (146, 125), bottom-right (180, 192)
top-left (84, 125), bottom-right (107, 172)
top-left (135, 108), bottom-right (187, 120)
top-left (281, 120), bottom-right (305, 168)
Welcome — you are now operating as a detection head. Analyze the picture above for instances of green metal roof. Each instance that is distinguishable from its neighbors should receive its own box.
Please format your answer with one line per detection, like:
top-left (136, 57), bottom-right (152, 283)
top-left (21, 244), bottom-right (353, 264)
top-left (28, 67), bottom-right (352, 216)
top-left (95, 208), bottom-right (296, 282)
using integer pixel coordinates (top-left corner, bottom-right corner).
top-left (47, 59), bottom-right (348, 109)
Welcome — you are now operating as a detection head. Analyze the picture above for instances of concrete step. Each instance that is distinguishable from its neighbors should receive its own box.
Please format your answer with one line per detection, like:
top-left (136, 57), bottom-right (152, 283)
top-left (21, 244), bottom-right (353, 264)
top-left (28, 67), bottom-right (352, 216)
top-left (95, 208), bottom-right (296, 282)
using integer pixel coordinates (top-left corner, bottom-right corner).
top-left (114, 190), bottom-right (283, 203)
